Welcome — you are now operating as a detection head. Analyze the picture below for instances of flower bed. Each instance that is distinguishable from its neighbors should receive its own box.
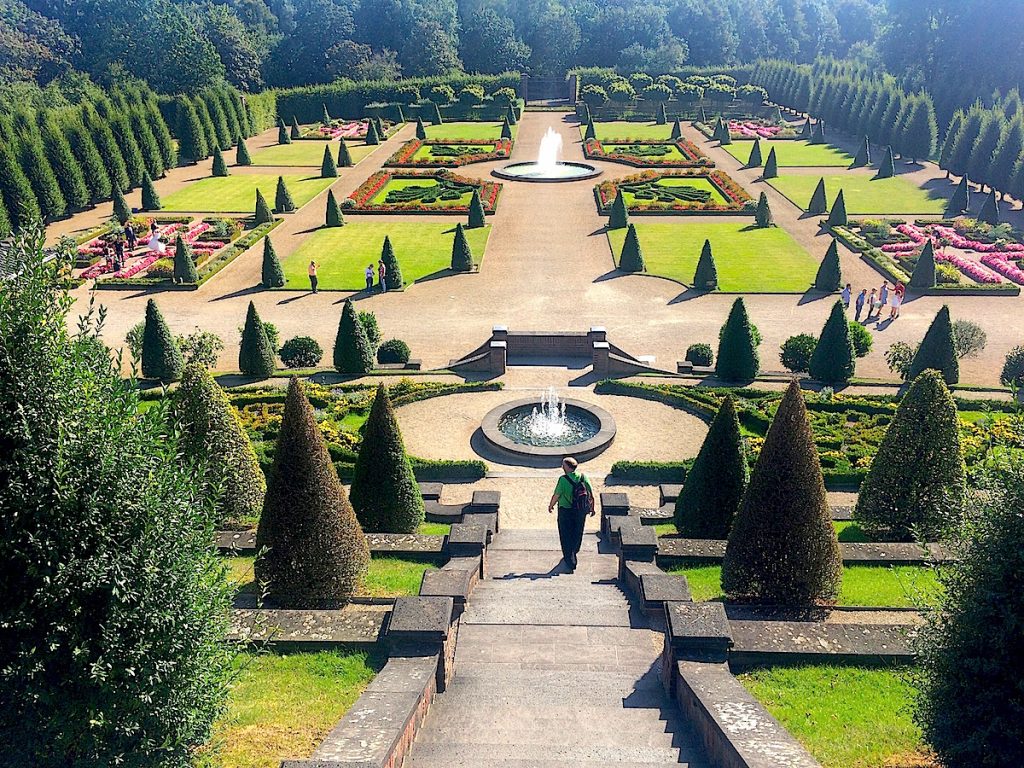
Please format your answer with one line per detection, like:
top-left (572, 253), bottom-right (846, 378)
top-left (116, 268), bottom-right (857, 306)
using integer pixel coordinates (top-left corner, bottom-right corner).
top-left (583, 138), bottom-right (712, 168)
top-left (695, 118), bottom-right (798, 140)
top-left (595, 169), bottom-right (753, 215)
top-left (344, 170), bottom-right (501, 215)
top-left (384, 138), bottom-right (512, 168)
top-left (303, 119), bottom-right (395, 141)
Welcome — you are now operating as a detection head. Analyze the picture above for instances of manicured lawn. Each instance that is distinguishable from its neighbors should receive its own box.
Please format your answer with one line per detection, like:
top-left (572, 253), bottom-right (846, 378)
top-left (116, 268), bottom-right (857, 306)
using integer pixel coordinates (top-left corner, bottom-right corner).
top-left (370, 177), bottom-right (475, 208)
top-left (654, 522), bottom-right (677, 537)
top-left (419, 522), bottom-right (452, 536)
top-left (283, 222), bottom-right (490, 290)
top-left (161, 175), bottom-right (335, 213)
top-left (203, 650), bottom-right (383, 768)
top-left (249, 141), bottom-right (378, 167)
top-left (768, 173), bottom-right (947, 215)
top-left (579, 121), bottom-right (678, 142)
top-left (423, 122), bottom-right (514, 141)
top-left (724, 140), bottom-right (854, 167)
top-left (835, 520), bottom-right (870, 542)
top-left (226, 555), bottom-right (436, 598)
top-left (608, 222), bottom-right (818, 292)
top-left (739, 665), bottom-right (931, 768)
top-left (667, 564), bottom-right (941, 607)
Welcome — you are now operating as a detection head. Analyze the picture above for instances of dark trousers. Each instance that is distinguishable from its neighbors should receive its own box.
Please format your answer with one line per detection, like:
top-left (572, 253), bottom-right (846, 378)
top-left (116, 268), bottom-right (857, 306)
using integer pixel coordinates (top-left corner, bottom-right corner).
top-left (310, 275), bottom-right (318, 293)
top-left (557, 507), bottom-right (587, 567)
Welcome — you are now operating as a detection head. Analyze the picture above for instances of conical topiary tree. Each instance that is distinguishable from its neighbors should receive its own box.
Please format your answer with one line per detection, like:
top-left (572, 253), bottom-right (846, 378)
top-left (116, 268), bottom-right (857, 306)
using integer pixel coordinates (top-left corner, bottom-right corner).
top-left (670, 120), bottom-right (682, 140)
top-left (656, 102), bottom-right (668, 125)
top-left (337, 138), bottom-right (353, 167)
top-left (716, 298), bottom-right (759, 380)
top-left (415, 116), bottom-right (427, 140)
top-left (910, 239), bottom-right (937, 289)
top-left (747, 139), bottom-right (763, 167)
top-left (141, 171), bottom-right (161, 211)
top-left (855, 370), bottom-right (966, 540)
top-left (826, 189), bottom-right (848, 226)
top-left (808, 177), bottom-right (828, 215)
top-left (763, 147), bottom-right (779, 178)
top-left (325, 190), bottom-right (344, 227)
top-left (334, 299), bottom-right (374, 374)
top-left (238, 301), bottom-right (276, 377)
top-left (290, 115), bottom-right (301, 140)
top-left (381, 236), bottom-right (403, 289)
top-left (173, 236), bottom-right (198, 284)
top-left (211, 146), bottom-right (229, 177)
top-left (500, 117), bottom-right (512, 140)
top-left (609, 188), bottom-right (629, 229)
top-left (254, 188), bottom-right (273, 224)
top-left (321, 145), bottom-right (338, 178)
top-left (506, 104), bottom-right (518, 125)
top-left (365, 119), bottom-right (380, 145)
top-left (978, 189), bottom-right (999, 225)
top-left (800, 118), bottom-right (812, 139)
top-left (618, 223), bottom-right (646, 272)
top-left (809, 301), bottom-right (856, 383)
top-left (723, 380), bottom-right (842, 604)
top-left (674, 395), bottom-right (747, 539)
top-left (236, 136), bottom-right (252, 166)
top-left (450, 223), bottom-right (474, 271)
top-left (321, 103), bottom-right (332, 124)
top-left (275, 176), bottom-right (295, 213)
top-left (467, 189), bottom-right (485, 228)
top-left (814, 239), bottom-right (842, 292)
top-left (699, 106), bottom-right (708, 124)
top-left (141, 299), bottom-right (182, 381)
top-left (112, 185), bottom-right (131, 224)
top-left (261, 237), bottom-right (285, 288)
top-left (172, 363), bottom-right (266, 527)
top-left (811, 120), bottom-right (825, 144)
top-left (374, 116), bottom-right (386, 139)
top-left (430, 101), bottom-right (443, 125)
top-left (584, 117), bottom-right (596, 141)
top-left (945, 176), bottom-right (969, 217)
top-left (350, 384), bottom-right (425, 533)
top-left (754, 191), bottom-right (772, 228)
top-left (277, 117), bottom-right (291, 145)
top-left (851, 136), bottom-right (871, 168)
top-left (693, 239), bottom-right (718, 290)
top-left (909, 305), bottom-right (959, 384)
top-left (718, 119), bottom-right (732, 145)
top-left (876, 145), bottom-right (896, 179)
top-left (255, 377), bottom-right (369, 608)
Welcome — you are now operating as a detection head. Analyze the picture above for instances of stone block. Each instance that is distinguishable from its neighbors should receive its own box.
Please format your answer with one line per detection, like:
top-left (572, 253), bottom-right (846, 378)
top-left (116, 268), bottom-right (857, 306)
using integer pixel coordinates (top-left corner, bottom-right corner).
top-left (600, 491), bottom-right (631, 515)
top-left (462, 511), bottom-right (497, 540)
top-left (447, 522), bottom-right (488, 558)
top-left (470, 489), bottom-right (501, 512)
top-left (419, 482), bottom-right (443, 501)
top-left (619, 523), bottom-right (658, 562)
top-left (659, 484), bottom-right (683, 506)
top-left (387, 596), bottom-right (453, 646)
top-left (419, 569), bottom-right (475, 614)
top-left (641, 573), bottom-right (692, 606)
top-left (666, 602), bottom-right (733, 662)
top-left (604, 511), bottom-right (640, 541)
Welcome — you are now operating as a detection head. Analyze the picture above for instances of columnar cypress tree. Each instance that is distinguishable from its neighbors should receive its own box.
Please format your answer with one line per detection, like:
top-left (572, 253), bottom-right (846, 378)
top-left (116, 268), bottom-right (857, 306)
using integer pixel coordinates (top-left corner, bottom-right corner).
top-left (946, 176), bottom-right (970, 217)
top-left (64, 115), bottom-right (111, 203)
top-left (851, 136), bottom-right (871, 168)
top-left (876, 145), bottom-right (896, 179)
top-left (261, 237), bottom-right (285, 288)
top-left (13, 113), bottom-right (66, 220)
top-left (0, 131), bottom-right (41, 229)
top-left (967, 112), bottom-right (1003, 188)
top-left (670, 120), bottom-right (682, 140)
top-left (723, 380), bottom-right (841, 604)
top-left (902, 93), bottom-right (939, 163)
top-left (205, 93), bottom-right (232, 150)
top-left (814, 239), bottom-right (842, 292)
top-left (415, 116), bottom-right (427, 140)
top-left (322, 103), bottom-right (332, 124)
top-left (0, 190), bottom-right (10, 236)
top-left (431, 101), bottom-right (443, 125)
top-left (938, 110), bottom-right (965, 177)
top-left (321, 145), bottom-right (338, 178)
top-left (674, 395), bottom-right (747, 539)
top-left (811, 120), bottom-right (825, 144)
top-left (112, 185), bottom-right (131, 224)
top-left (718, 119), bottom-right (732, 145)
top-left (325, 190), bottom-right (344, 227)
top-left (82, 102), bottom-right (130, 193)
top-left (500, 117), bottom-right (512, 140)
top-left (989, 116), bottom-right (1024, 195)
top-left (809, 301), bottom-right (856, 383)
top-left (350, 384), bottom-right (424, 533)
top-left (365, 119), bottom-right (380, 145)
top-left (827, 190), bottom-right (848, 226)
top-left (173, 236), bottom-right (198, 284)
top-left (141, 171), bottom-right (161, 211)
top-left (747, 139), bottom-right (763, 167)
top-left (255, 377), bottom-right (369, 608)
top-left (128, 108), bottom-right (164, 178)
top-left (609, 188), bottom-right (629, 229)
top-left (948, 105), bottom-right (985, 179)
top-left (277, 117), bottom-right (291, 145)
top-left (754, 191), bottom-right (772, 227)
top-left (808, 177), bottom-right (828, 214)
top-left (855, 370), bottom-right (966, 540)
top-left (235, 136), bottom-right (252, 166)
top-left (238, 301), bottom-right (276, 377)
top-left (98, 100), bottom-right (145, 187)
top-left (39, 112), bottom-right (89, 211)
top-left (254, 189), bottom-right (273, 224)
top-left (910, 239), bottom-right (937, 289)
top-left (141, 299), bottom-right (183, 381)
top-left (693, 239), bottom-right (718, 290)
top-left (211, 147), bottom-right (229, 177)
top-left (374, 117), bottom-right (386, 138)
top-left (909, 306), bottom-right (959, 384)
top-left (275, 176), bottom-right (295, 213)
top-left (145, 94), bottom-right (177, 169)
top-left (467, 189), bottom-right (486, 228)
top-left (289, 115), bottom-right (302, 141)
top-left (337, 138), bottom-right (354, 167)
top-left (381, 236), bottom-right (403, 289)
top-left (656, 102), bottom-right (668, 125)
top-left (450, 222), bottom-right (474, 271)
top-left (763, 147), bottom-right (779, 178)
top-left (618, 223), bottom-right (646, 272)
top-left (584, 117), bottom-right (596, 141)
top-left (334, 299), bottom-right (374, 374)
top-left (715, 297), bottom-right (759, 380)
top-left (699, 106), bottom-right (708, 124)
top-left (176, 96), bottom-right (208, 162)
top-left (978, 189), bottom-right (999, 224)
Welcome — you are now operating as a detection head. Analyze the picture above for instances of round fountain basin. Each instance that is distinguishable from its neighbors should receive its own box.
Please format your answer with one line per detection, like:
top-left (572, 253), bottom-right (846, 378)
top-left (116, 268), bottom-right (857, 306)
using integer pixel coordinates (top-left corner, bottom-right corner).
top-left (492, 161), bottom-right (602, 182)
top-left (480, 398), bottom-right (616, 461)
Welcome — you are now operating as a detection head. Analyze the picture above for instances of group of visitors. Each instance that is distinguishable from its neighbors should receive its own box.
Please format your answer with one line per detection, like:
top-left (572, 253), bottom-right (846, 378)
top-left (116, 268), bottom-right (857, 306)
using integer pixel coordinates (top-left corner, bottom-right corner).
top-left (364, 261), bottom-right (387, 293)
top-left (842, 280), bottom-right (904, 323)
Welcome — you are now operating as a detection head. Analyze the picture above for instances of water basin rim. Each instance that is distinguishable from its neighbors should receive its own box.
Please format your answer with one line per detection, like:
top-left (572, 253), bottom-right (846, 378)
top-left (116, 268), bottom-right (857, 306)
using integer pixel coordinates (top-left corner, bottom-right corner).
top-left (491, 161), bottom-right (602, 183)
top-left (480, 397), bottom-right (617, 459)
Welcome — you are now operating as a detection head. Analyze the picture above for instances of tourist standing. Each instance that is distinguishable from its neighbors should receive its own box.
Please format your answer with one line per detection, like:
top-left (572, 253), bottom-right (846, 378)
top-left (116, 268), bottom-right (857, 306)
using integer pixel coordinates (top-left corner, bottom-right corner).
top-left (365, 264), bottom-right (374, 291)
top-left (879, 281), bottom-right (890, 313)
top-left (124, 222), bottom-right (137, 252)
top-left (547, 457), bottom-right (595, 572)
top-left (867, 288), bottom-right (879, 319)
top-left (378, 260), bottom-right (387, 292)
top-left (854, 288), bottom-right (867, 321)
top-left (841, 283), bottom-right (852, 309)
top-left (308, 260), bottom-right (319, 293)
top-left (889, 289), bottom-right (902, 319)
top-left (113, 238), bottom-right (125, 272)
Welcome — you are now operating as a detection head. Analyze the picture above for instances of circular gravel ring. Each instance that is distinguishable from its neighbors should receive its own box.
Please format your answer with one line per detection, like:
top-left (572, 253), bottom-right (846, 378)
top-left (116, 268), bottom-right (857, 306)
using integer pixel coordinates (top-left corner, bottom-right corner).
top-left (491, 161), bottom-right (603, 183)
top-left (481, 398), bottom-right (616, 461)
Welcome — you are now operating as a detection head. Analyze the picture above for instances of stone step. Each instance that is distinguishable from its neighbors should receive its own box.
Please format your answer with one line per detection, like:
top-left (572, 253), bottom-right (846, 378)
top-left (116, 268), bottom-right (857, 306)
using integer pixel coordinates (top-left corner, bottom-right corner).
top-left (415, 715), bottom-right (688, 750)
top-left (468, 589), bottom-right (631, 608)
top-left (462, 602), bottom-right (636, 627)
top-left (457, 624), bottom-right (664, 649)
top-left (454, 643), bottom-right (660, 670)
top-left (403, 742), bottom-right (708, 767)
top-left (422, 700), bottom-right (689, 736)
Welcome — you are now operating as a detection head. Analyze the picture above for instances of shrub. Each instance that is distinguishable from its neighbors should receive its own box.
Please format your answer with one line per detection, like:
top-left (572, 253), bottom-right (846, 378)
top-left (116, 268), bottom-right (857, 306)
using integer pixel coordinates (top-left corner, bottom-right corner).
top-left (279, 336), bottom-right (323, 368)
top-left (674, 395), bottom-right (747, 539)
top-left (811, 120), bottom-right (826, 145)
top-left (746, 139), bottom-right (763, 167)
top-left (261, 237), bottom-right (285, 288)
top-left (852, 135), bottom-right (871, 168)
top-left (415, 116), bottom-right (427, 140)
top-left (321, 145), bottom-right (338, 178)
top-left (337, 138), bottom-right (354, 167)
top-left (1000, 345), bottom-right (1024, 386)
top-left (685, 343), bottom-right (713, 367)
top-left (212, 146), bottom-right (229, 177)
top-left (254, 378), bottom-right (369, 607)
top-left (951, 319), bottom-right (987, 359)
top-left (618, 223), bottom-right (645, 273)
top-left (763, 147), bottom-right (778, 178)
top-left (238, 301), bottom-right (276, 377)
top-left (381, 236), bottom-right (403, 289)
top-left (365, 119), bottom-right (380, 145)
top-left (254, 189), bottom-right (273, 224)
top-left (468, 189), bottom-right (486, 229)
top-left (275, 176), bottom-right (295, 213)
top-left (326, 190), bottom-right (344, 227)
top-left (277, 117), bottom-right (291, 145)
top-left (738, 84), bottom-right (768, 104)
top-left (722, 380), bottom-right (841, 604)
top-left (146, 258), bottom-right (175, 279)
top-left (628, 73), bottom-right (653, 90)
top-left (173, 236), bottom-right (198, 284)
top-left (909, 305), bottom-right (959, 384)
top-left (946, 176), bottom-right (969, 216)
top-left (814, 238), bottom-right (842, 291)
top-left (608, 189), bottom-right (629, 229)
top-left (290, 115), bottom-right (301, 140)
top-left (608, 81), bottom-right (637, 104)
top-left (780, 333), bottom-right (817, 373)
top-left (141, 171), bottom-right (161, 211)
top-left (450, 222), bottom-right (474, 272)
top-left (855, 370), bottom-right (966, 540)
top-left (377, 339), bottom-right (411, 364)
top-left (429, 102), bottom-right (443, 125)
top-left (754, 191), bottom-right (772, 228)
top-left (581, 85), bottom-right (609, 107)
top-left (176, 329), bottom-right (224, 369)
top-left (885, 341), bottom-right (916, 380)
top-left (112, 185), bottom-right (131, 225)
top-left (141, 298), bottom-right (182, 381)
top-left (642, 83), bottom-right (672, 103)
top-left (978, 189), bottom-right (999, 225)
top-left (500, 117), bottom-right (512, 140)
top-left (693, 239), bottom-right (718, 291)
top-left (656, 103), bottom-right (668, 125)
top-left (935, 263), bottom-right (960, 285)
top-left (910, 239), bottom-right (936, 288)
top-left (876, 145), bottom-right (896, 178)
top-left (430, 84), bottom-right (455, 104)
top-left (492, 87), bottom-right (517, 106)
top-left (848, 320), bottom-right (872, 357)
top-left (350, 383), bottom-right (425, 533)
top-left (808, 177), bottom-right (828, 215)
top-left (458, 85), bottom-right (484, 105)
top-left (826, 189), bottom-right (848, 226)
top-left (676, 83), bottom-right (703, 103)
top-left (716, 298), bottom-right (759, 381)
top-left (334, 299), bottom-right (373, 374)
top-left (808, 301), bottom-right (856, 383)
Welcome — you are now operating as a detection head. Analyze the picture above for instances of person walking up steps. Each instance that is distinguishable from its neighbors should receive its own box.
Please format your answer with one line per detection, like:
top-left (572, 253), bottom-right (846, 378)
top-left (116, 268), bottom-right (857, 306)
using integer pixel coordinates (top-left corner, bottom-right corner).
top-left (548, 457), bottom-right (594, 572)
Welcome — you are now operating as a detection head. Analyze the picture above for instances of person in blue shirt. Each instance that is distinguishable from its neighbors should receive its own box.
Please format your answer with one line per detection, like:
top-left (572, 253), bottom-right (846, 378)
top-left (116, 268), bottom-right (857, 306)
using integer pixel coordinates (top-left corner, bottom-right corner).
top-left (547, 457), bottom-right (595, 572)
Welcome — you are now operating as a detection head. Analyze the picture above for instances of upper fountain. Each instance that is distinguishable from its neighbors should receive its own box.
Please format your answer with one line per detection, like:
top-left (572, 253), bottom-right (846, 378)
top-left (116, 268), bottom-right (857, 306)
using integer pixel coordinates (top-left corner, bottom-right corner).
top-left (493, 127), bottom-right (601, 183)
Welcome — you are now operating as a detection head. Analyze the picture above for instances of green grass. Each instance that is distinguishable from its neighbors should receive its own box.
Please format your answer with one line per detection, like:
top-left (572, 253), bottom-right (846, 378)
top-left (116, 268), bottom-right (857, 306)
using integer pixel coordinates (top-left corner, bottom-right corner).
top-left (602, 143), bottom-right (691, 161)
top-left (608, 221), bottom-right (819, 292)
top-left (654, 522), bottom-right (677, 537)
top-left (249, 141), bottom-right (378, 167)
top-left (203, 650), bottom-right (383, 768)
top-left (738, 665), bottom-right (930, 768)
top-left (620, 176), bottom-right (728, 207)
top-left (418, 522), bottom-right (452, 535)
top-left (768, 173), bottom-right (947, 215)
top-left (226, 555), bottom-right (436, 598)
top-left (369, 177), bottom-right (476, 208)
top-left (666, 564), bottom-right (941, 607)
top-left (835, 520), bottom-right (870, 542)
top-left (724, 140), bottom-right (854, 167)
top-left (412, 142), bottom-right (498, 161)
top-left (579, 121), bottom-right (678, 141)
top-left (423, 122), bottom-right (514, 141)
top-left (284, 222), bottom-right (490, 290)
top-left (161, 175), bottom-right (335, 213)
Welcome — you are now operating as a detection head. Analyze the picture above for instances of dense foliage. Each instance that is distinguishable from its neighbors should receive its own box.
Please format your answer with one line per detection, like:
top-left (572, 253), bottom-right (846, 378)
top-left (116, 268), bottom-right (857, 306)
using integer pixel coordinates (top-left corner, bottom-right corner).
top-left (715, 297), bottom-right (759, 381)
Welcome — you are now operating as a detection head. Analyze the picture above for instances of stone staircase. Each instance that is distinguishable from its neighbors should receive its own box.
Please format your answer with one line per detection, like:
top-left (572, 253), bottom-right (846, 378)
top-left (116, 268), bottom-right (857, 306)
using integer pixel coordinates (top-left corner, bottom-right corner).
top-left (402, 529), bottom-right (712, 768)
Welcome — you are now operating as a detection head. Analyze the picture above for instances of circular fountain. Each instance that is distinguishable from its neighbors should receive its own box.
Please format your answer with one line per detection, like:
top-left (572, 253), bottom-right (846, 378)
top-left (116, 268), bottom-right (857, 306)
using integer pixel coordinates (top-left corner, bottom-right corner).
top-left (493, 127), bottom-right (601, 182)
top-left (480, 388), bottom-right (616, 461)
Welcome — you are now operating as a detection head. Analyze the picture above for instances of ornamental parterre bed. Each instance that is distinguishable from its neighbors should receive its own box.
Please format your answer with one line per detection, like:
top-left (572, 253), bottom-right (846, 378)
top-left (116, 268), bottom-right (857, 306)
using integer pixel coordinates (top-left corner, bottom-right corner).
top-left (385, 138), bottom-right (513, 167)
top-left (344, 169), bottom-right (502, 214)
top-left (595, 169), bottom-right (754, 214)
top-left (583, 137), bottom-right (713, 168)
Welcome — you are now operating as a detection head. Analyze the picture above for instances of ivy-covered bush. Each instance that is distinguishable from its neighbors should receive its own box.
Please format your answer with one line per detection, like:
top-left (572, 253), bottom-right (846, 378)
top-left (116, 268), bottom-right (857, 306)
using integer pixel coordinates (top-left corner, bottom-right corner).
top-left (279, 336), bottom-right (324, 368)
top-left (780, 333), bottom-right (817, 373)
top-left (608, 80), bottom-right (637, 103)
top-left (377, 339), bottom-right (411, 364)
top-left (458, 85), bottom-right (484, 105)
top-left (642, 83), bottom-right (672, 103)
top-left (685, 343), bottom-right (713, 367)
top-left (580, 85), bottom-right (609, 107)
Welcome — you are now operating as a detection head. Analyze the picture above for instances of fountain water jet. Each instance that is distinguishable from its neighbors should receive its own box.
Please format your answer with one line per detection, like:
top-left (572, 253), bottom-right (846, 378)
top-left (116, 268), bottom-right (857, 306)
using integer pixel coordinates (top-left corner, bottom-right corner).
top-left (493, 126), bottom-right (601, 182)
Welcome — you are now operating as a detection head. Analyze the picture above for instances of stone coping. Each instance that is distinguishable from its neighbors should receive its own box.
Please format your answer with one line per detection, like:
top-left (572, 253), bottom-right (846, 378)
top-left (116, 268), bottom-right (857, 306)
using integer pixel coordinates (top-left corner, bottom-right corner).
top-left (640, 502), bottom-right (855, 524)
top-left (216, 530), bottom-right (446, 560)
top-left (492, 160), bottom-right (602, 182)
top-left (728, 620), bottom-right (917, 666)
top-left (228, 605), bottom-right (388, 648)
top-left (479, 397), bottom-right (616, 461)
top-left (657, 537), bottom-right (948, 566)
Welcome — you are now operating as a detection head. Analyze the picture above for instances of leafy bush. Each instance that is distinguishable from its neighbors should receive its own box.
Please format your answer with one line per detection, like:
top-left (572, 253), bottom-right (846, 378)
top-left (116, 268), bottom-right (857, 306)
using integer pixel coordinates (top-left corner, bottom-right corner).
top-left (935, 262), bottom-right (960, 284)
top-left (848, 321), bottom-right (873, 358)
top-left (177, 329), bottom-right (224, 369)
top-left (808, 301), bottom-right (856, 384)
top-left (608, 80), bottom-right (637, 103)
top-left (491, 87), bottom-right (517, 106)
top-left (628, 73), bottom-right (653, 90)
top-left (580, 85), bottom-right (608, 107)
top-left (780, 333), bottom-right (817, 373)
top-left (358, 310), bottom-right (382, 352)
top-left (377, 338), bottom-right (411, 364)
top-left (238, 301), bottom-right (276, 377)
top-left (641, 83), bottom-right (672, 102)
top-left (886, 340), bottom-right (916, 380)
top-left (685, 343), bottom-right (713, 367)
top-left (146, 258), bottom-right (175, 279)
top-left (280, 336), bottom-right (324, 368)
top-left (429, 84), bottom-right (455, 104)
top-left (716, 298), bottom-right (760, 381)
top-left (458, 85), bottom-right (484, 105)
top-left (737, 84), bottom-right (768, 103)
top-left (1001, 345), bottom-right (1024, 386)
top-left (951, 319), bottom-right (987, 359)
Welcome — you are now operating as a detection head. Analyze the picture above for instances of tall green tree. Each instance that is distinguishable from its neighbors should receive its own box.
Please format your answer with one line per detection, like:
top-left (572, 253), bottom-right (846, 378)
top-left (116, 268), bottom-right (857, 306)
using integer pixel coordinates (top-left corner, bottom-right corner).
top-left (988, 116), bottom-right (1024, 195)
top-left (176, 96), bottom-right (208, 162)
top-left (96, 100), bottom-right (145, 188)
top-left (808, 177), bottom-right (828, 214)
top-left (261, 237), bottom-right (285, 288)
top-left (938, 110), bottom-right (965, 177)
top-left (275, 176), bottom-right (295, 213)
top-left (141, 172), bottom-right (161, 212)
top-left (716, 298), bottom-right (759, 380)
top-left (236, 137), bottom-right (253, 166)
top-left (38, 111), bottom-right (89, 211)
top-left (808, 301), bottom-right (856, 383)
top-left (827, 189), bottom-right (848, 226)
top-left (967, 111), bottom-right (1004, 189)
top-left (321, 145), bottom-right (338, 178)
top-left (12, 113), bottom-right (65, 220)
top-left (63, 114), bottom-right (112, 204)
top-left (334, 299), bottom-right (374, 374)
top-left (814, 239), bottom-right (842, 291)
top-left (618, 223), bottom-right (646, 272)
top-left (901, 93), bottom-right (939, 163)
top-left (172, 236), bottom-right (198, 284)
top-left (693, 238), bottom-right (718, 290)
top-left (141, 298), bottom-right (183, 382)
top-left (763, 147), bottom-right (779, 178)
top-left (468, 189), bottom-right (486, 228)
top-left (254, 189), bottom-right (273, 224)
top-left (0, 133), bottom-right (41, 229)
top-left (238, 301), bottom-right (276, 377)
top-left (608, 189), bottom-right (630, 229)
top-left (948, 105), bottom-right (986, 179)
top-left (381, 236), bottom-right (403, 289)
top-left (211, 147), bottom-right (229, 177)
top-left (127, 108), bottom-right (164, 179)
top-left (338, 138), bottom-right (354, 167)
top-left (325, 190), bottom-right (344, 227)
top-left (909, 305), bottom-right (959, 384)
top-left (450, 223), bottom-right (474, 271)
